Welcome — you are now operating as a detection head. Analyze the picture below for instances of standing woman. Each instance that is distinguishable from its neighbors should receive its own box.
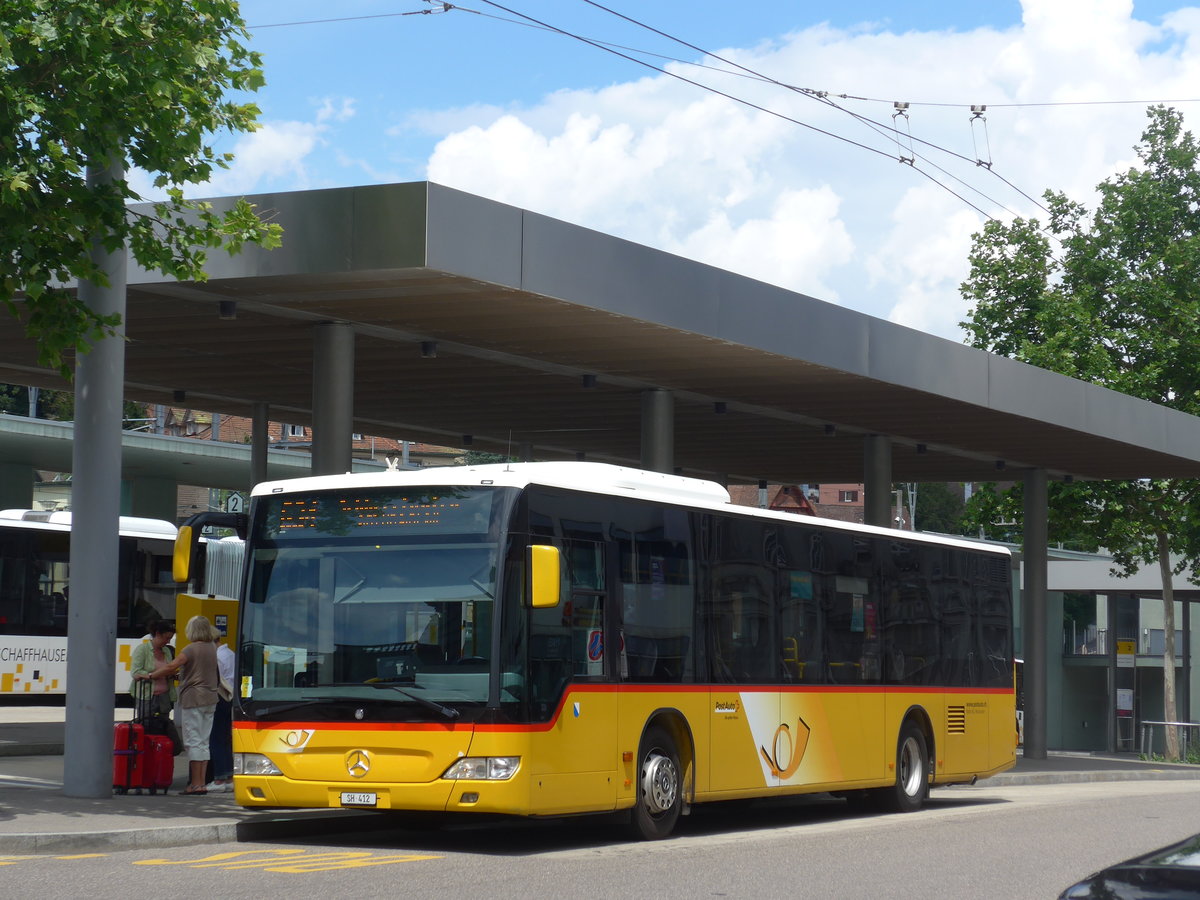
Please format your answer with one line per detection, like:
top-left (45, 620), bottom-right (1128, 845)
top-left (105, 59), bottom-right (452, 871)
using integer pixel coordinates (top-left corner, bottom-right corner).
top-left (129, 619), bottom-right (181, 751)
top-left (137, 615), bottom-right (221, 795)
top-left (129, 619), bottom-right (176, 717)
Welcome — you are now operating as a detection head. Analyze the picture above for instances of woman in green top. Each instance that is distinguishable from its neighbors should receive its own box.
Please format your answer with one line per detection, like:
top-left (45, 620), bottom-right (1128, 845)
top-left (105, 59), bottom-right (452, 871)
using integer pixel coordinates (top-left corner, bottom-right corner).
top-left (129, 619), bottom-right (177, 715)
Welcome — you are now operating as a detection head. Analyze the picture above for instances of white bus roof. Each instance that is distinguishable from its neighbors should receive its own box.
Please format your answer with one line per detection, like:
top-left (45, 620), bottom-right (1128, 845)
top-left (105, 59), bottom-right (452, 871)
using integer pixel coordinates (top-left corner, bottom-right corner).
top-left (253, 462), bottom-right (1010, 558)
top-left (0, 509), bottom-right (178, 540)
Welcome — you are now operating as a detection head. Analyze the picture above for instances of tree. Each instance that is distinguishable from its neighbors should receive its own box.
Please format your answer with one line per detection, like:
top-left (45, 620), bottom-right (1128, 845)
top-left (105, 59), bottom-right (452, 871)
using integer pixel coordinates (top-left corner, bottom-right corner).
top-left (0, 0), bottom-right (282, 377)
top-left (907, 482), bottom-right (966, 534)
top-left (0, 382), bottom-right (72, 419)
top-left (961, 106), bottom-right (1200, 759)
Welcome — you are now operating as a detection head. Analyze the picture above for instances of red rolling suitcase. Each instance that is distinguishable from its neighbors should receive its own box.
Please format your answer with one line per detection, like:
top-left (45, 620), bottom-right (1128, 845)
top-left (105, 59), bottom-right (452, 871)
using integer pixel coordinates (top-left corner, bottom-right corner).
top-left (141, 732), bottom-right (175, 794)
top-left (114, 682), bottom-right (175, 795)
top-left (113, 718), bottom-right (145, 794)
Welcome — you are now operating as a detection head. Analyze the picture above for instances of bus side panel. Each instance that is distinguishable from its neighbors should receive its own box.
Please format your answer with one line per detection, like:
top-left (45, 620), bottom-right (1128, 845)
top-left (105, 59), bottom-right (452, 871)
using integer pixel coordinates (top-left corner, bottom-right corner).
top-left (882, 690), bottom-right (940, 781)
top-left (704, 687), bottom-right (889, 798)
top-left (0, 635), bottom-right (145, 695)
top-left (937, 689), bottom-right (1016, 781)
top-left (609, 687), bottom-right (709, 805)
top-left (520, 688), bottom-right (620, 815)
top-left (990, 688), bottom-right (1018, 775)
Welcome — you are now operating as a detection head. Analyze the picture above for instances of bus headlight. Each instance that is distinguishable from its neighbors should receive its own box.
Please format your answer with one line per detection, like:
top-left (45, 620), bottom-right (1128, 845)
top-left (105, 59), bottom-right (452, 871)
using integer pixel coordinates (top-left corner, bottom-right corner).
top-left (234, 753), bottom-right (283, 776)
top-left (442, 757), bottom-right (520, 780)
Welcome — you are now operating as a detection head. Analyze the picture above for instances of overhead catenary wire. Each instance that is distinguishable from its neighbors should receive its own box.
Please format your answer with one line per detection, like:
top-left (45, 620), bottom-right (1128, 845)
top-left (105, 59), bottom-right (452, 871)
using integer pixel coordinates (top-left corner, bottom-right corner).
top-left (247, 1), bottom-right (1192, 226)
top-left (244, 1), bottom-right (1009, 218)
top-left (570, 0), bottom-right (1041, 216)
top-left (249, 6), bottom-right (1200, 112)
top-left (457, 0), bottom-right (1000, 220)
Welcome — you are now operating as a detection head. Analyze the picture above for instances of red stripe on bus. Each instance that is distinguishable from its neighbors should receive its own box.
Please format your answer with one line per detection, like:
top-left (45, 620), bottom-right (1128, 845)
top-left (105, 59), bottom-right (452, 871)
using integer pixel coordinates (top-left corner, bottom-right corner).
top-left (233, 682), bottom-right (1013, 735)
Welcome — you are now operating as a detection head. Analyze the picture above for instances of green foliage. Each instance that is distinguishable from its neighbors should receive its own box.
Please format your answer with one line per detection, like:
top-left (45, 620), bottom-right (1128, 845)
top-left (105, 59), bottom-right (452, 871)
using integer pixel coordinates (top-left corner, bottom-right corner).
top-left (908, 482), bottom-right (966, 534)
top-left (961, 106), bottom-right (1200, 756)
top-left (0, 0), bottom-right (282, 377)
top-left (462, 450), bottom-right (516, 466)
top-left (961, 106), bottom-right (1200, 584)
top-left (0, 382), bottom-right (72, 419)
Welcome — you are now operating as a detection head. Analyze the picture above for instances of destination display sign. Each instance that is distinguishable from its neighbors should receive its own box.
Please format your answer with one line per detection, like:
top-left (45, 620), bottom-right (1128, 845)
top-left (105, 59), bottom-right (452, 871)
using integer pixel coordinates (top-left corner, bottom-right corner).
top-left (263, 488), bottom-right (497, 539)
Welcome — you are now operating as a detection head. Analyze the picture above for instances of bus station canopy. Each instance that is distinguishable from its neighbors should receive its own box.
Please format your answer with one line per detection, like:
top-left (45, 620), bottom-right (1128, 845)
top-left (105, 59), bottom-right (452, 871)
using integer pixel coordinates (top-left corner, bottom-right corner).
top-left (3, 180), bottom-right (1200, 487)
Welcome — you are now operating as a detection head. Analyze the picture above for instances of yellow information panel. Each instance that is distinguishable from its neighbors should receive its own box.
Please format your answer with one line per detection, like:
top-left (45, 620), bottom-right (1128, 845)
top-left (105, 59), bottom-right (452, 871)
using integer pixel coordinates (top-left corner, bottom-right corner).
top-left (175, 594), bottom-right (239, 652)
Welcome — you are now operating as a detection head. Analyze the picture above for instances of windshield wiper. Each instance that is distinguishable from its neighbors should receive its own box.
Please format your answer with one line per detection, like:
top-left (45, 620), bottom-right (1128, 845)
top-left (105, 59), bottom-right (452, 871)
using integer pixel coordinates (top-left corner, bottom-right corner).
top-left (249, 698), bottom-right (332, 718)
top-left (365, 682), bottom-right (461, 720)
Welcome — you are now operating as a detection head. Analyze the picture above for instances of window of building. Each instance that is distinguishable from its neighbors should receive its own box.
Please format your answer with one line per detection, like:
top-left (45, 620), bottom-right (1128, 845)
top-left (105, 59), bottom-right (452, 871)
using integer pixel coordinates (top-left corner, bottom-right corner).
top-left (838, 490), bottom-right (859, 503)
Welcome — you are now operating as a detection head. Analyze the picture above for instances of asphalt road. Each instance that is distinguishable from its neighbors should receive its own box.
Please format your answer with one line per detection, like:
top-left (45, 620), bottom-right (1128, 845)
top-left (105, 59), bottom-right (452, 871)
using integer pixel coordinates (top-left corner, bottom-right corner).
top-left (4, 779), bottom-right (1200, 899)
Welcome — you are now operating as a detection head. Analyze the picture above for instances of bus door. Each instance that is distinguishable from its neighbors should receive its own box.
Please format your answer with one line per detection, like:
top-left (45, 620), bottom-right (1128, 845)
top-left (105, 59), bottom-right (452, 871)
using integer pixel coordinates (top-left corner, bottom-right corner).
top-left (526, 539), bottom-right (618, 812)
top-left (707, 565), bottom-right (782, 793)
top-left (819, 573), bottom-right (885, 782)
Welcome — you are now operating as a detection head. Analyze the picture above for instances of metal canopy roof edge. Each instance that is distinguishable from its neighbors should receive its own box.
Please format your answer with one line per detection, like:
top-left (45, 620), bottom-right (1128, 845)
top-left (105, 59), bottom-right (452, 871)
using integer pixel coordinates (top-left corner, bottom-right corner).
top-left (5, 180), bottom-right (1199, 485)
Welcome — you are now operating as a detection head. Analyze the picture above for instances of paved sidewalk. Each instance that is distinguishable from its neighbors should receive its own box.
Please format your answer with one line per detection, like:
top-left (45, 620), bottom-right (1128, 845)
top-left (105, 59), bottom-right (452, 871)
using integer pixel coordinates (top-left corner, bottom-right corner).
top-left (4, 709), bottom-right (1200, 855)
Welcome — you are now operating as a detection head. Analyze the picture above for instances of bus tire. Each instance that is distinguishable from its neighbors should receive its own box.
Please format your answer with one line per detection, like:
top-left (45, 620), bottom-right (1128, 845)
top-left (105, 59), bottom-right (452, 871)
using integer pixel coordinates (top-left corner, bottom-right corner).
top-left (629, 725), bottom-right (682, 840)
top-left (878, 721), bottom-right (928, 813)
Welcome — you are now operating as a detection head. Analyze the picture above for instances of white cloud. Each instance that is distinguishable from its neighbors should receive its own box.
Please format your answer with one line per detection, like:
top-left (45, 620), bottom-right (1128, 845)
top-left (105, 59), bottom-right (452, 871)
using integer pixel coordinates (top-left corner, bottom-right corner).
top-left (127, 97), bottom-right (359, 201)
top-left (415, 0), bottom-right (1200, 341)
top-left (315, 97), bottom-right (356, 124)
top-left (205, 120), bottom-right (325, 194)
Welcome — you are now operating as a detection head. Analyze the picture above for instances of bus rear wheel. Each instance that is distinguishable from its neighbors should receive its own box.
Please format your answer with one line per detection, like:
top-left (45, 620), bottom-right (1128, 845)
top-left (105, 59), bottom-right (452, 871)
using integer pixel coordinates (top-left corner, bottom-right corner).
top-left (629, 726), bottom-right (682, 840)
top-left (877, 722), bottom-right (928, 813)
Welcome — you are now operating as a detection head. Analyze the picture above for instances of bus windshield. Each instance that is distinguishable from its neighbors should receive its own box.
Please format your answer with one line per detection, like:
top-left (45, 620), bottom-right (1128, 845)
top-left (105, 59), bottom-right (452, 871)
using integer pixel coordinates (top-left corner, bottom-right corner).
top-left (240, 486), bottom-right (514, 713)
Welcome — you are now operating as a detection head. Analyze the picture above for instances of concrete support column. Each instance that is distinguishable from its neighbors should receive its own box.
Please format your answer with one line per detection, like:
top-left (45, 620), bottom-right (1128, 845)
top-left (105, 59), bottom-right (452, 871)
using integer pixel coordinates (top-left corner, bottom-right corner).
top-left (863, 435), bottom-right (892, 528)
top-left (0, 463), bottom-right (33, 509)
top-left (640, 389), bottom-right (674, 474)
top-left (311, 322), bottom-right (355, 476)
top-left (64, 157), bottom-right (126, 798)
top-left (1023, 468), bottom-right (1049, 759)
top-left (251, 402), bottom-right (269, 488)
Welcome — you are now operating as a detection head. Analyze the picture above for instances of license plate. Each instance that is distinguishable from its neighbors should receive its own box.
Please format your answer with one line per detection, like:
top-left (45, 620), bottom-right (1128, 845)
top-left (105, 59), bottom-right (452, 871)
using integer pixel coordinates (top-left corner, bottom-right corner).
top-left (340, 792), bottom-right (378, 807)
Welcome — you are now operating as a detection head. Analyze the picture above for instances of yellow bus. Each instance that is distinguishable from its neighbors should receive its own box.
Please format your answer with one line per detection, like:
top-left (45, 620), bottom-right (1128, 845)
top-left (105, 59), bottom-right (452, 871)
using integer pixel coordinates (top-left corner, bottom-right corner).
top-left (186, 461), bottom-right (1014, 839)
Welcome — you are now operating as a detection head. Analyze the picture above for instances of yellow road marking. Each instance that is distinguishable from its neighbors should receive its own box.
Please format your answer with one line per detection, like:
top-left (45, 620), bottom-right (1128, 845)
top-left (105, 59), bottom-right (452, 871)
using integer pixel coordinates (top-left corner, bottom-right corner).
top-left (135, 849), bottom-right (442, 872)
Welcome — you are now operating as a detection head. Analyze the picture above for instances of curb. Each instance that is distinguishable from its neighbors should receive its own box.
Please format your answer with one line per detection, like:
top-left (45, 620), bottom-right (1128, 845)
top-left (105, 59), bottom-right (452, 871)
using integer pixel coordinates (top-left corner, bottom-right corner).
top-left (4, 810), bottom-right (394, 856)
top-left (5, 822), bottom-right (242, 855)
top-left (0, 743), bottom-right (63, 758)
top-left (968, 768), bottom-right (1200, 788)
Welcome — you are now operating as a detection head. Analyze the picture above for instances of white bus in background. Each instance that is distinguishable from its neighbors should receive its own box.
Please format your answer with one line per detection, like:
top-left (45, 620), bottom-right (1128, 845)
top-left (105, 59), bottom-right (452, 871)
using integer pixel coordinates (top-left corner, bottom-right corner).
top-left (0, 509), bottom-right (242, 696)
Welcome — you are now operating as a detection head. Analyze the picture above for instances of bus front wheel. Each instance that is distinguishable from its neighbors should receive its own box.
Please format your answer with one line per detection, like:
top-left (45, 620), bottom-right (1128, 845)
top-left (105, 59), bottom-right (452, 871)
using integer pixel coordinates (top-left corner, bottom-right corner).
top-left (877, 722), bottom-right (928, 813)
top-left (629, 726), bottom-right (682, 840)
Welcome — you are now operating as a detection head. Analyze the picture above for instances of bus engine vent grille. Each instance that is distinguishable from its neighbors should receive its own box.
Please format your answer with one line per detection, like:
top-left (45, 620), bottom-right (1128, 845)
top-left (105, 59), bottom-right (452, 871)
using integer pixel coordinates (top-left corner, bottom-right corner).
top-left (947, 706), bottom-right (967, 733)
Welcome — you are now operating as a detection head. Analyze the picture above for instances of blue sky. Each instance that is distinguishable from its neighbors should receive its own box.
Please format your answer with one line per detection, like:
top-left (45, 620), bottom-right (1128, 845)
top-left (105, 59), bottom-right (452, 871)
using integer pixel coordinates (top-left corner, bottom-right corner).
top-left (186, 1), bottom-right (1200, 340)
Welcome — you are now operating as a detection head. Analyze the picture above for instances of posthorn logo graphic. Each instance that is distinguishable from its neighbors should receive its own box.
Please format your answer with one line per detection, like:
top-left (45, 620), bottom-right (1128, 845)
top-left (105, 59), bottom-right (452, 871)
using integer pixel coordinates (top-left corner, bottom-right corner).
top-left (760, 717), bottom-right (811, 779)
top-left (346, 749), bottom-right (371, 778)
top-left (280, 729), bottom-right (314, 752)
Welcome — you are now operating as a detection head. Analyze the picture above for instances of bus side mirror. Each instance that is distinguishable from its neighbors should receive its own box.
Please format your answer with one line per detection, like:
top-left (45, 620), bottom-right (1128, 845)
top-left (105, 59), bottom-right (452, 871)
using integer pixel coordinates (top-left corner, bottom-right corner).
top-left (173, 524), bottom-right (196, 583)
top-left (528, 544), bottom-right (561, 609)
top-left (172, 511), bottom-right (248, 584)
